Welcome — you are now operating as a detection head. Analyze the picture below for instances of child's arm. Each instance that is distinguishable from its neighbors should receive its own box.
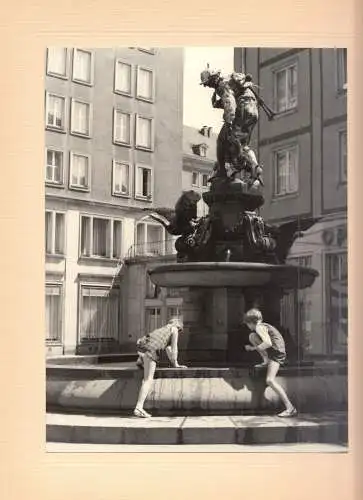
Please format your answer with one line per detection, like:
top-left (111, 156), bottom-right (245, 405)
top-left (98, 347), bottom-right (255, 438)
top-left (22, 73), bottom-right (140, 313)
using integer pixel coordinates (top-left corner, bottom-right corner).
top-left (166, 328), bottom-right (187, 368)
top-left (249, 324), bottom-right (273, 352)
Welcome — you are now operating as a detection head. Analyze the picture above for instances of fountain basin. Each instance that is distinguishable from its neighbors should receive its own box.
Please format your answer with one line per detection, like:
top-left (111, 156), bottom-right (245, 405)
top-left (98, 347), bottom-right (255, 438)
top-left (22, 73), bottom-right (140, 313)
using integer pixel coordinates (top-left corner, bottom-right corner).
top-left (148, 262), bottom-right (318, 289)
top-left (46, 356), bottom-right (347, 415)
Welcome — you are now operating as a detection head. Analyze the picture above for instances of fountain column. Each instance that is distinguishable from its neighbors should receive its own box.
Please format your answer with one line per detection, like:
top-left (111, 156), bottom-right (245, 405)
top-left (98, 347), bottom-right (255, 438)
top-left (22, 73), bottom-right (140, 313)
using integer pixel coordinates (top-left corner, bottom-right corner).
top-left (178, 287), bottom-right (228, 363)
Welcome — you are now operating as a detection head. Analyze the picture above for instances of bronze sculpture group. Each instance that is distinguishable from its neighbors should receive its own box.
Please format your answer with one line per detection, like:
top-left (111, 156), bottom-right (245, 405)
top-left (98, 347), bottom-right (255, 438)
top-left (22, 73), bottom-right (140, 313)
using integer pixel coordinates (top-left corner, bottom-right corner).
top-left (200, 65), bottom-right (276, 185)
top-left (145, 66), bottom-right (318, 264)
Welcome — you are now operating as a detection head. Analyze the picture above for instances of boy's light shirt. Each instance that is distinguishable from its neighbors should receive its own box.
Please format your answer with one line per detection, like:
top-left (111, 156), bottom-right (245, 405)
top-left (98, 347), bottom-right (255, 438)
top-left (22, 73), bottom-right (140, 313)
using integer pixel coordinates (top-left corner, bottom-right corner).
top-left (255, 323), bottom-right (273, 347)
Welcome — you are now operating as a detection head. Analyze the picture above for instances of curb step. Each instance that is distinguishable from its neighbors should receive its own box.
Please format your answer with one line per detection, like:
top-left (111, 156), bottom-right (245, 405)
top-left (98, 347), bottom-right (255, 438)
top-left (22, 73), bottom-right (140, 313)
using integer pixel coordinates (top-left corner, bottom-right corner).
top-left (46, 412), bottom-right (348, 446)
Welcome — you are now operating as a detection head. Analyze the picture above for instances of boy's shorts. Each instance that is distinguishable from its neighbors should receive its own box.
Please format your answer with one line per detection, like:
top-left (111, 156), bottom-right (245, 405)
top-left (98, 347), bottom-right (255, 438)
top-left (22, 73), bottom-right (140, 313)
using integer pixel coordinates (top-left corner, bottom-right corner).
top-left (266, 347), bottom-right (286, 365)
top-left (136, 337), bottom-right (160, 363)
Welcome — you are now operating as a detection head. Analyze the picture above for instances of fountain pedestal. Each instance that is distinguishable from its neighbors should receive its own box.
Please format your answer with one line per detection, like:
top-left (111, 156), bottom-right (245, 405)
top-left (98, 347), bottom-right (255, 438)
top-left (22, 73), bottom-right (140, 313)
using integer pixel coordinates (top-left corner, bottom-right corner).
top-left (150, 262), bottom-right (317, 364)
top-left (148, 171), bottom-right (318, 365)
top-left (178, 287), bottom-right (229, 363)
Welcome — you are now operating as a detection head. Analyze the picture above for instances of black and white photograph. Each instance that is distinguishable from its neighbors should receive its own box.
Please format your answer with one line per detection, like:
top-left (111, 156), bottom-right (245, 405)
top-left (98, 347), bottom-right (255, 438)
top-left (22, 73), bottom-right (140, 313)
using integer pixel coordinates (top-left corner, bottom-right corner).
top-left (44, 46), bottom-right (348, 452)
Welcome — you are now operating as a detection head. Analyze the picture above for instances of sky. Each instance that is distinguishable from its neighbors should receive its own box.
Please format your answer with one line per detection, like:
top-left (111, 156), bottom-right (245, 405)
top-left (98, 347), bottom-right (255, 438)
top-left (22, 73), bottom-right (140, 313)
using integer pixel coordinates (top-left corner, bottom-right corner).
top-left (183, 47), bottom-right (234, 131)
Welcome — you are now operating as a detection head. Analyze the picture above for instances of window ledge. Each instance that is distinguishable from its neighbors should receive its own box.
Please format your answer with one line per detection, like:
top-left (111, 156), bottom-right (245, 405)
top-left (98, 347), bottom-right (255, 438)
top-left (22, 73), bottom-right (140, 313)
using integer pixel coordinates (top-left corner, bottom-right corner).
top-left (273, 107), bottom-right (298, 120)
top-left (45, 181), bottom-right (65, 189)
top-left (70, 131), bottom-right (91, 139)
top-left (46, 340), bottom-right (63, 345)
top-left (112, 192), bottom-right (131, 199)
top-left (46, 72), bottom-right (68, 80)
top-left (113, 140), bottom-right (132, 148)
top-left (271, 192), bottom-right (299, 202)
top-left (79, 338), bottom-right (118, 344)
top-left (69, 185), bottom-right (90, 193)
top-left (136, 95), bottom-right (155, 104)
top-left (46, 253), bottom-right (65, 261)
top-left (135, 195), bottom-right (153, 202)
top-left (71, 78), bottom-right (93, 87)
top-left (78, 256), bottom-right (122, 265)
top-left (46, 126), bottom-right (66, 134)
top-left (137, 48), bottom-right (156, 54)
top-left (114, 89), bottom-right (133, 98)
top-left (135, 145), bottom-right (154, 153)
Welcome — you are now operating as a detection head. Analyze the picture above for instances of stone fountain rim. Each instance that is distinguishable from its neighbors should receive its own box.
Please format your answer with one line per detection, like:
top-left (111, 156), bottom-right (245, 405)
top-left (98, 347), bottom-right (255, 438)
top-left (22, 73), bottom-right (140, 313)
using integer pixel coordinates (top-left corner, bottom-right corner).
top-left (148, 262), bottom-right (319, 276)
top-left (148, 261), bottom-right (319, 289)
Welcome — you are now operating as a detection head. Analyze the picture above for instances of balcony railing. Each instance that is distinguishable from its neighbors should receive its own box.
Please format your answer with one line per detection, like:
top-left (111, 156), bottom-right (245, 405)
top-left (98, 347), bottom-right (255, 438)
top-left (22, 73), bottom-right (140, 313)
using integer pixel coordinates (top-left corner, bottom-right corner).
top-left (127, 239), bottom-right (176, 259)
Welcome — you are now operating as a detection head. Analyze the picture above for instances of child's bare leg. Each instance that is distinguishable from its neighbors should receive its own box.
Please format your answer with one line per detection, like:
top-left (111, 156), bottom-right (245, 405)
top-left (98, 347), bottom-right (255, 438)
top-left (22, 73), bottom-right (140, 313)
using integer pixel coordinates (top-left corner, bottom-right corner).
top-left (134, 355), bottom-right (156, 417)
top-left (256, 349), bottom-right (269, 366)
top-left (266, 361), bottom-right (296, 415)
top-left (136, 352), bottom-right (144, 368)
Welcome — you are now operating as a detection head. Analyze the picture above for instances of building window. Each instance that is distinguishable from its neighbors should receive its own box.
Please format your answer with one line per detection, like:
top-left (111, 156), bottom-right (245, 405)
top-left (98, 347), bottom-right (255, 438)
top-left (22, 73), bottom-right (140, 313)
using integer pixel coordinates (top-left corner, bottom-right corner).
top-left (274, 145), bottom-right (298, 196)
top-left (45, 284), bottom-right (63, 342)
top-left (69, 152), bottom-right (90, 191)
top-left (192, 143), bottom-right (208, 157)
top-left (70, 99), bottom-right (91, 137)
top-left (72, 48), bottom-right (93, 84)
top-left (135, 164), bottom-right (153, 200)
top-left (80, 215), bottom-right (122, 259)
top-left (112, 161), bottom-right (131, 197)
top-left (135, 115), bottom-right (154, 151)
top-left (199, 144), bottom-right (207, 157)
top-left (80, 286), bottom-right (119, 341)
top-left (274, 63), bottom-right (298, 113)
top-left (201, 173), bottom-right (209, 187)
top-left (45, 211), bottom-right (65, 255)
top-left (137, 66), bottom-right (155, 101)
top-left (200, 126), bottom-right (213, 137)
top-left (145, 307), bottom-right (162, 332)
top-left (167, 306), bottom-right (182, 321)
top-left (113, 110), bottom-right (132, 146)
top-left (326, 252), bottom-right (348, 354)
top-left (46, 93), bottom-right (66, 131)
top-left (46, 149), bottom-right (63, 185)
top-left (136, 222), bottom-right (164, 255)
top-left (339, 130), bottom-right (347, 183)
top-left (46, 47), bottom-right (67, 78)
top-left (192, 172), bottom-right (199, 186)
top-left (114, 60), bottom-right (132, 95)
top-left (336, 48), bottom-right (347, 92)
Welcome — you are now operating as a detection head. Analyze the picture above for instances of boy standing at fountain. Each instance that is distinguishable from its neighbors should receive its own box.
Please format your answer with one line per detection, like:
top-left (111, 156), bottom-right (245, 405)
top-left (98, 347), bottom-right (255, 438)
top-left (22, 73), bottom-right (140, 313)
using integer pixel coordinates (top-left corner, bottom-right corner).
top-left (133, 317), bottom-right (187, 418)
top-left (244, 308), bottom-right (297, 417)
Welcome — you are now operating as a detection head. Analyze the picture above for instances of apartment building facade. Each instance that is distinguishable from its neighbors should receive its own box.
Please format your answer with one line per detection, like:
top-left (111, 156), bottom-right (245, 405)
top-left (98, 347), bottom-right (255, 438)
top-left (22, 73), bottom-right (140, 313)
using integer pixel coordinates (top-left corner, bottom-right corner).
top-left (45, 47), bottom-right (184, 356)
top-left (234, 48), bottom-right (348, 358)
top-left (182, 124), bottom-right (217, 215)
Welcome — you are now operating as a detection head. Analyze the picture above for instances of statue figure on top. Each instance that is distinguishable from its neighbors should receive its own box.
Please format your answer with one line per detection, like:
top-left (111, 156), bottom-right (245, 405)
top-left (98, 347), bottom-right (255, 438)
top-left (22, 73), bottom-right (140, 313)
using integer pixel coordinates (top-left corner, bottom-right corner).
top-left (200, 65), bottom-right (276, 187)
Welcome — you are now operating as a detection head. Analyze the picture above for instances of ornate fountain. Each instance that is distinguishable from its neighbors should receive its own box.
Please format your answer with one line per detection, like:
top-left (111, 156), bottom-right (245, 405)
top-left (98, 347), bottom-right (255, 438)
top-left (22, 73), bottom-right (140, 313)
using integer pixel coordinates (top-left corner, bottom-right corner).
top-left (46, 66), bottom-right (347, 423)
top-left (147, 66), bottom-right (319, 364)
